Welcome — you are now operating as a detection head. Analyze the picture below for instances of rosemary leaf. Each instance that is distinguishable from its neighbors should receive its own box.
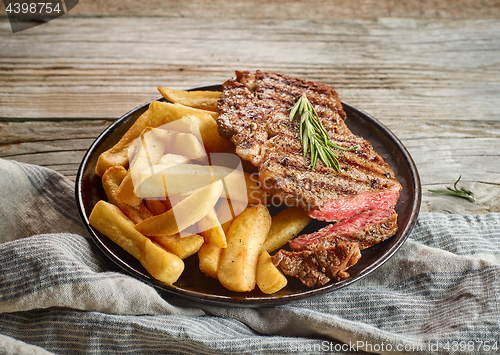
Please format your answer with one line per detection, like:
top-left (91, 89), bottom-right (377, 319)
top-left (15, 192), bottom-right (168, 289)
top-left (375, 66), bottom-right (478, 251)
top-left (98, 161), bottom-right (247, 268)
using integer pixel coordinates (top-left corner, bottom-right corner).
top-left (429, 176), bottom-right (476, 203)
top-left (289, 93), bottom-right (357, 170)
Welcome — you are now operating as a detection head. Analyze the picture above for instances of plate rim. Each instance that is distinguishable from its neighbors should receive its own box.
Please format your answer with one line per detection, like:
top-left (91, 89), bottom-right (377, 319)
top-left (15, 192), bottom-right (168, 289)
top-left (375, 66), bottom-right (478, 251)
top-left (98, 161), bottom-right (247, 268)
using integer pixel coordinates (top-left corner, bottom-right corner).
top-left (75, 85), bottom-right (421, 307)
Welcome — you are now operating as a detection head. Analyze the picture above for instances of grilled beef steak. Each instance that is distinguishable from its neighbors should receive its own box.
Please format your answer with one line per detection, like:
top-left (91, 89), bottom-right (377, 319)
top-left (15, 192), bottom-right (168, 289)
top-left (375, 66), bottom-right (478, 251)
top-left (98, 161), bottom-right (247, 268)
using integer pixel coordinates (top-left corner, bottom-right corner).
top-left (217, 70), bottom-right (402, 287)
top-left (289, 209), bottom-right (398, 251)
top-left (272, 243), bottom-right (361, 287)
top-left (217, 70), bottom-right (401, 221)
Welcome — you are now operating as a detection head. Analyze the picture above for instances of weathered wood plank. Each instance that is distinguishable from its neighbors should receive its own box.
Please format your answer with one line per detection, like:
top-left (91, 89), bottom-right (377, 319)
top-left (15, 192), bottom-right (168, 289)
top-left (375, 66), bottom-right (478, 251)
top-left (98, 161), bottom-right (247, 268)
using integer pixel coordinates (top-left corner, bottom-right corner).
top-left (2, 0), bottom-right (499, 20)
top-left (1, 13), bottom-right (499, 215)
top-left (1, 17), bottom-right (498, 121)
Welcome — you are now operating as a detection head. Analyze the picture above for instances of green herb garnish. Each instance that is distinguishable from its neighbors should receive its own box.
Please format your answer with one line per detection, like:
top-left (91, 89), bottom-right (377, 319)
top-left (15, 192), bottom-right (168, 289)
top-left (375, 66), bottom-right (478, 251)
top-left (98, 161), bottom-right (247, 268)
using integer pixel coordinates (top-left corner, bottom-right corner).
top-left (429, 175), bottom-right (476, 203)
top-left (289, 93), bottom-right (356, 170)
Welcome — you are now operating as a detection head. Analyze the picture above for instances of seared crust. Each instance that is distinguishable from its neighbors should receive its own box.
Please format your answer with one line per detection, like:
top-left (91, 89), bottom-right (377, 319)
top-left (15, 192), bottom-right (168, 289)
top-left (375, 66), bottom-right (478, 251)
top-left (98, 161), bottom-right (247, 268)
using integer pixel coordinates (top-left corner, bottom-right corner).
top-left (217, 70), bottom-right (401, 212)
top-left (272, 243), bottom-right (362, 287)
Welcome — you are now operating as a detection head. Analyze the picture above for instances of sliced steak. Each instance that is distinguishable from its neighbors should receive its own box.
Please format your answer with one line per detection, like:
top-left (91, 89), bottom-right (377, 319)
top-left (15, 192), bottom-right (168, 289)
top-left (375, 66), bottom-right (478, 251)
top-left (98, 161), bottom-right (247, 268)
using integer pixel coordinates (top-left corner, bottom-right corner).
top-left (289, 208), bottom-right (398, 251)
top-left (218, 70), bottom-right (402, 287)
top-left (272, 243), bottom-right (361, 287)
top-left (217, 70), bottom-right (401, 221)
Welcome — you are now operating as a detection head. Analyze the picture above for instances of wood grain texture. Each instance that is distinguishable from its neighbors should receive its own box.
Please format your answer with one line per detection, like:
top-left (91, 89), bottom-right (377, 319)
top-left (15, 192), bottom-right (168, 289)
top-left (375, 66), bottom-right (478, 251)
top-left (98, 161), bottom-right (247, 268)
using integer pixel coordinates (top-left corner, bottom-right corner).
top-left (1, 1), bottom-right (499, 215)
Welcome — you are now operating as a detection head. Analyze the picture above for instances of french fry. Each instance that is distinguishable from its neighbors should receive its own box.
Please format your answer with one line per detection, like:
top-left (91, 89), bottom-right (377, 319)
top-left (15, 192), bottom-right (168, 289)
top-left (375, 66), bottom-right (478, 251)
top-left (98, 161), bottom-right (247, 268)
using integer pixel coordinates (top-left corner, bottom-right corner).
top-left (165, 114), bottom-right (234, 154)
top-left (243, 172), bottom-right (267, 205)
top-left (217, 205), bottom-right (272, 292)
top-left (133, 154), bottom-right (192, 199)
top-left (148, 102), bottom-right (234, 154)
top-left (129, 127), bottom-right (170, 188)
top-left (198, 243), bottom-right (222, 279)
top-left (165, 132), bottom-right (207, 161)
top-left (197, 208), bottom-right (227, 248)
top-left (135, 180), bottom-right (223, 237)
top-left (154, 233), bottom-right (204, 259)
top-left (145, 198), bottom-right (169, 216)
top-left (116, 171), bottom-right (142, 207)
top-left (134, 163), bottom-right (234, 199)
top-left (158, 87), bottom-right (221, 112)
top-left (102, 166), bottom-right (152, 224)
top-left (96, 109), bottom-right (150, 177)
top-left (147, 101), bottom-right (218, 128)
top-left (261, 206), bottom-right (311, 253)
top-left (256, 250), bottom-right (287, 294)
top-left (158, 153), bottom-right (191, 166)
top-left (216, 198), bottom-right (248, 234)
top-left (89, 200), bottom-right (184, 284)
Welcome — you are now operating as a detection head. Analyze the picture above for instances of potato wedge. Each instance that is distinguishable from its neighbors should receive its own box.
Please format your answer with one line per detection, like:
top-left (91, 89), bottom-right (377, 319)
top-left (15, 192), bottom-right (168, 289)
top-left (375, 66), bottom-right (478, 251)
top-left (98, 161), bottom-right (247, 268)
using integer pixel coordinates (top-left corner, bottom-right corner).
top-left (102, 166), bottom-right (152, 224)
top-left (147, 101), bottom-right (217, 127)
top-left (165, 132), bottom-right (207, 162)
top-left (154, 233), bottom-right (204, 259)
top-left (197, 208), bottom-right (227, 248)
top-left (133, 154), bottom-right (191, 198)
top-left (256, 250), bottom-right (287, 294)
top-left (135, 180), bottom-right (223, 237)
top-left (158, 153), bottom-right (191, 166)
top-left (158, 87), bottom-right (220, 112)
top-left (261, 206), bottom-right (311, 253)
top-left (217, 205), bottom-right (271, 292)
top-left (116, 171), bottom-right (142, 207)
top-left (160, 113), bottom-right (233, 154)
top-left (128, 127), bottom-right (170, 188)
top-left (89, 200), bottom-right (184, 284)
top-left (216, 198), bottom-right (248, 233)
top-left (244, 172), bottom-right (267, 205)
top-left (198, 243), bottom-right (222, 279)
top-left (135, 163), bottom-right (235, 199)
top-left (145, 198), bottom-right (169, 216)
top-left (95, 109), bottom-right (150, 177)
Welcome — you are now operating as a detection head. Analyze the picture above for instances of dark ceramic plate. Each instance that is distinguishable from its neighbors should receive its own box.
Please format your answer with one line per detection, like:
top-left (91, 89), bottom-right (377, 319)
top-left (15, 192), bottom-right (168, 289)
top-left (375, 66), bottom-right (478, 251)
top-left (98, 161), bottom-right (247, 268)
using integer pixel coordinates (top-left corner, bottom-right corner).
top-left (76, 85), bottom-right (421, 307)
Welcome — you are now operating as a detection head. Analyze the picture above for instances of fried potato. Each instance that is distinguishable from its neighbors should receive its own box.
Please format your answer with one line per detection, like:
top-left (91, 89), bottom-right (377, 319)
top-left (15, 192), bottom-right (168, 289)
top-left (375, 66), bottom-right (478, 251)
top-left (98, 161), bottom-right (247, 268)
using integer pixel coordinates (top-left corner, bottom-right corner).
top-left (243, 172), bottom-right (267, 205)
top-left (133, 154), bottom-right (191, 198)
top-left (89, 200), bottom-right (184, 284)
top-left (154, 233), bottom-right (204, 259)
top-left (163, 114), bottom-right (234, 154)
top-left (95, 98), bottom-right (230, 178)
top-left (159, 153), bottom-right (191, 166)
top-left (197, 243), bottom-right (222, 279)
top-left (96, 109), bottom-right (150, 177)
top-left (158, 87), bottom-right (221, 112)
top-left (116, 171), bottom-right (142, 207)
top-left (197, 208), bottom-right (227, 248)
top-left (135, 163), bottom-right (234, 199)
top-left (128, 127), bottom-right (170, 188)
top-left (147, 101), bottom-right (218, 128)
top-left (217, 205), bottom-right (272, 292)
top-left (145, 198), bottom-right (169, 216)
top-left (261, 206), bottom-right (311, 253)
top-left (135, 180), bottom-right (223, 237)
top-left (102, 166), bottom-right (152, 224)
top-left (165, 132), bottom-right (207, 161)
top-left (256, 250), bottom-right (287, 294)
top-left (216, 198), bottom-right (248, 233)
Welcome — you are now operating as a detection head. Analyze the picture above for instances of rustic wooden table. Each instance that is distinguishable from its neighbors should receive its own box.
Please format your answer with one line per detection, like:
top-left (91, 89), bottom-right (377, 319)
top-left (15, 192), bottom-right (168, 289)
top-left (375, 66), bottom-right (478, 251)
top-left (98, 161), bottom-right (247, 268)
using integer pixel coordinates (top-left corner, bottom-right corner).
top-left (1, 0), bottom-right (499, 215)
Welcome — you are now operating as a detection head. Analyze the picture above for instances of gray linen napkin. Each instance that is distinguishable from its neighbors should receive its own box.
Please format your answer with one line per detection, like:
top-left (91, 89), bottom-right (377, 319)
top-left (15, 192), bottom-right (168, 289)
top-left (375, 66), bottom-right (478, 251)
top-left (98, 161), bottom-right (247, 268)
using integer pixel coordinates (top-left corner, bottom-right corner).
top-left (1, 158), bottom-right (499, 355)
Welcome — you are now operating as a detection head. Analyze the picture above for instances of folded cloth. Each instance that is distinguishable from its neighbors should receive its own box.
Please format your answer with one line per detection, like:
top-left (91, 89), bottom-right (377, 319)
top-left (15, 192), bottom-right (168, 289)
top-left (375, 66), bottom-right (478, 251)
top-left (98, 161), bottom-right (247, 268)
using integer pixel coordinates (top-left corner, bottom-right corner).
top-left (1, 158), bottom-right (499, 355)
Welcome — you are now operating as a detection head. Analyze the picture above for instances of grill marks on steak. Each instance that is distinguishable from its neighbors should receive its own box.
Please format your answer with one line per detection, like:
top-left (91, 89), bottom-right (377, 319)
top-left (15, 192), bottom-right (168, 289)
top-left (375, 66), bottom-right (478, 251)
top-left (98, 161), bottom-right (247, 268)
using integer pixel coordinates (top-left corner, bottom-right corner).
top-left (272, 243), bottom-right (361, 287)
top-left (217, 70), bottom-right (402, 288)
top-left (218, 70), bottom-right (401, 216)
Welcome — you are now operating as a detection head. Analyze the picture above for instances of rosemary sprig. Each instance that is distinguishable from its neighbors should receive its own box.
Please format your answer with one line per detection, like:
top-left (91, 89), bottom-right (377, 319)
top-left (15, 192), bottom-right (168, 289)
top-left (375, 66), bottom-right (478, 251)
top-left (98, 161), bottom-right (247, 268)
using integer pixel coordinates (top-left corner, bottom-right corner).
top-left (429, 175), bottom-right (476, 203)
top-left (289, 93), bottom-right (356, 170)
